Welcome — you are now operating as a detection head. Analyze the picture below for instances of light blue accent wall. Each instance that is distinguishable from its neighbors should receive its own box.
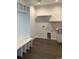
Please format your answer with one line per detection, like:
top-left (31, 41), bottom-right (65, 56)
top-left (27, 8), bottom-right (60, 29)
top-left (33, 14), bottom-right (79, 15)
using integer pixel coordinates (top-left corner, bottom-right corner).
top-left (17, 12), bottom-right (30, 38)
top-left (17, 12), bottom-right (22, 37)
top-left (23, 13), bottom-right (30, 34)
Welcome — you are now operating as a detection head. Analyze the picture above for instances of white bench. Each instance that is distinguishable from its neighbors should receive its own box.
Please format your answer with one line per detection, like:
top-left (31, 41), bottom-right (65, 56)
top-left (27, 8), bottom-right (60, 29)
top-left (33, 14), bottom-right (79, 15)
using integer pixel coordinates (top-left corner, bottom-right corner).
top-left (17, 38), bottom-right (33, 57)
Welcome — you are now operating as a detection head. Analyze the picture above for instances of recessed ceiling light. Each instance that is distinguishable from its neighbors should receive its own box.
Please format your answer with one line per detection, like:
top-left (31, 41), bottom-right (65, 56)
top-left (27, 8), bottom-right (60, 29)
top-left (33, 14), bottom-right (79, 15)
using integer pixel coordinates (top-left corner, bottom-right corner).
top-left (37, 0), bottom-right (41, 5)
top-left (56, 0), bottom-right (58, 2)
top-left (37, 2), bottom-right (41, 4)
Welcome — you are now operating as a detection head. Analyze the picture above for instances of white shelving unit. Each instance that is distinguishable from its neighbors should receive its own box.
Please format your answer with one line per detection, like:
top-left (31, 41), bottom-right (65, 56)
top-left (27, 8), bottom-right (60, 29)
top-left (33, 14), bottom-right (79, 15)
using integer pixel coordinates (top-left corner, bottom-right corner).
top-left (17, 0), bottom-right (32, 57)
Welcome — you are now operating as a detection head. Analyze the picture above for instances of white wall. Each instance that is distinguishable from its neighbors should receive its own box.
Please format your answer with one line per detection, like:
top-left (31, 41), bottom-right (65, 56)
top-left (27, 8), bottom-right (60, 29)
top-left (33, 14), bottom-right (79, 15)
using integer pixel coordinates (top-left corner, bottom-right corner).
top-left (36, 4), bottom-right (62, 21)
top-left (50, 5), bottom-right (62, 21)
top-left (30, 6), bottom-right (37, 38)
top-left (34, 21), bottom-right (62, 41)
top-left (36, 5), bottom-right (52, 16)
top-left (30, 4), bottom-right (62, 42)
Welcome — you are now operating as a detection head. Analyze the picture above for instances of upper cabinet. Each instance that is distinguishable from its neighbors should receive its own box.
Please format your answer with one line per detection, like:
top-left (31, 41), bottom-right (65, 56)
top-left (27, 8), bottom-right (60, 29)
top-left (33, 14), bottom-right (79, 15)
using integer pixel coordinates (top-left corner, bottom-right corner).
top-left (49, 5), bottom-right (62, 22)
top-left (36, 3), bottom-right (62, 22)
top-left (17, 0), bottom-right (30, 13)
top-left (36, 15), bottom-right (51, 22)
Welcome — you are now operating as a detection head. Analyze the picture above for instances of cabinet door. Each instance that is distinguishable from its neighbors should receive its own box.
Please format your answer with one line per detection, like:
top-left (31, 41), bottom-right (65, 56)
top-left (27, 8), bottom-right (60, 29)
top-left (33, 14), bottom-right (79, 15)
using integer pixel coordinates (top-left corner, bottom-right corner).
top-left (57, 34), bottom-right (62, 42)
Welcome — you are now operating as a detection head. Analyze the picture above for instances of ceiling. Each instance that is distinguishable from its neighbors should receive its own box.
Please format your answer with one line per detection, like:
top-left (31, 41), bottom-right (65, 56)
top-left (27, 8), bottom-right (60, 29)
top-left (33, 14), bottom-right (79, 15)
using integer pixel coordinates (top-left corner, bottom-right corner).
top-left (25, 0), bottom-right (62, 6)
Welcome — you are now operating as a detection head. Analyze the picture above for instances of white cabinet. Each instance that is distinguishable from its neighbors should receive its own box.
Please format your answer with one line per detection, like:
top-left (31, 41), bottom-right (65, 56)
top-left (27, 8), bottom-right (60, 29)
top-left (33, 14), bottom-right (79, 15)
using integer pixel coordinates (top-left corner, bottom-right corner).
top-left (49, 15), bottom-right (62, 22)
top-left (17, 0), bottom-right (29, 13)
top-left (49, 4), bottom-right (62, 22)
top-left (17, 38), bottom-right (33, 57)
top-left (17, 47), bottom-right (23, 57)
top-left (57, 34), bottom-right (62, 42)
top-left (17, 0), bottom-right (32, 57)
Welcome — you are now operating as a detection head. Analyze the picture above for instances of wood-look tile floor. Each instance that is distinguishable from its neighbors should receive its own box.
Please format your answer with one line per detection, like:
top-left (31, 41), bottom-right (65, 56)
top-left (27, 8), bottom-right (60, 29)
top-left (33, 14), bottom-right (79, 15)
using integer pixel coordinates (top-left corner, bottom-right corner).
top-left (18, 38), bottom-right (62, 59)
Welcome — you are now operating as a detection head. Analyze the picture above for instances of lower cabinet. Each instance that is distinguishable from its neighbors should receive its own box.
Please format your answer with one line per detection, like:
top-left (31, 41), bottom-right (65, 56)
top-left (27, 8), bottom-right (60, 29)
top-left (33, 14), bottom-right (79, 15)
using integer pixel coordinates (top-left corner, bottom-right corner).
top-left (57, 34), bottom-right (62, 43)
top-left (17, 47), bottom-right (23, 57)
top-left (17, 41), bottom-right (32, 57)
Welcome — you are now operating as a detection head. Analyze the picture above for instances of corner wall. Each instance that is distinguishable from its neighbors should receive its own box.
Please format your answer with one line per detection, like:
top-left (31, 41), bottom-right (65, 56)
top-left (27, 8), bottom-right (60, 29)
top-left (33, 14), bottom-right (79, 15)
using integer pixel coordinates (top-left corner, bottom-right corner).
top-left (30, 6), bottom-right (37, 38)
top-left (30, 4), bottom-right (62, 42)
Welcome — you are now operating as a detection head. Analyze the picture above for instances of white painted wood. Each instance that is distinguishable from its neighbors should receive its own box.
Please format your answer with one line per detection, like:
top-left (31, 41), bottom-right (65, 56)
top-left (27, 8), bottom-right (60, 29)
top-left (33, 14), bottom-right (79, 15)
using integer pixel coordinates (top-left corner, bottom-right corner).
top-left (17, 47), bottom-right (23, 57)
top-left (27, 42), bottom-right (30, 50)
top-left (17, 38), bottom-right (33, 50)
top-left (30, 40), bottom-right (33, 47)
top-left (17, 0), bottom-right (31, 50)
top-left (23, 45), bottom-right (27, 53)
top-left (17, 0), bottom-right (30, 13)
top-left (17, 0), bottom-right (32, 57)
top-left (57, 34), bottom-right (62, 42)
top-left (17, 38), bottom-right (33, 57)
top-left (25, 43), bottom-right (28, 51)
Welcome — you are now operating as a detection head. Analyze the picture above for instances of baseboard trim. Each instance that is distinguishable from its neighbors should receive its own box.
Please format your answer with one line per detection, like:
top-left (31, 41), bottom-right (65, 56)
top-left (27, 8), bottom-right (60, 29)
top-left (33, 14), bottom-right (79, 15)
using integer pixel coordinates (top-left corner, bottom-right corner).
top-left (33, 37), bottom-right (58, 42)
top-left (57, 42), bottom-right (62, 44)
top-left (34, 38), bottom-right (47, 40)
